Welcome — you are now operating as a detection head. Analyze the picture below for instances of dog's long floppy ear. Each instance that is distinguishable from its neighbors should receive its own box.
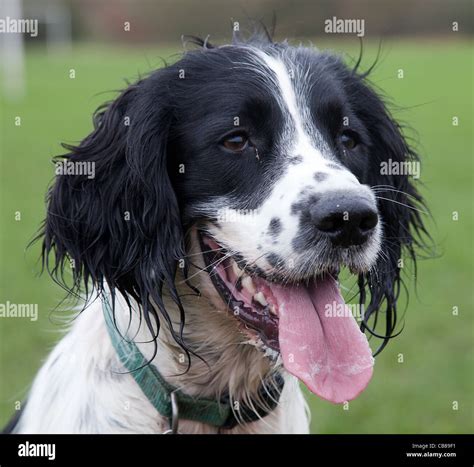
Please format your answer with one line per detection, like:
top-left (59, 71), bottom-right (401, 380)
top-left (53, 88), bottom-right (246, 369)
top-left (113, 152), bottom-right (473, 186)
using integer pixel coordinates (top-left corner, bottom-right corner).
top-left (348, 76), bottom-right (429, 355)
top-left (41, 71), bottom-right (189, 355)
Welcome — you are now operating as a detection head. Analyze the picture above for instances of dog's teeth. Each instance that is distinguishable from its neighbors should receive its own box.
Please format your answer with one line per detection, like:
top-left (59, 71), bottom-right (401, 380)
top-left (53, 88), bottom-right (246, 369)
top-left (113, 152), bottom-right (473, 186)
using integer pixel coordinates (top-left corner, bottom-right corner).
top-left (253, 291), bottom-right (268, 307)
top-left (269, 304), bottom-right (277, 315)
top-left (232, 261), bottom-right (242, 277)
top-left (242, 276), bottom-right (256, 294)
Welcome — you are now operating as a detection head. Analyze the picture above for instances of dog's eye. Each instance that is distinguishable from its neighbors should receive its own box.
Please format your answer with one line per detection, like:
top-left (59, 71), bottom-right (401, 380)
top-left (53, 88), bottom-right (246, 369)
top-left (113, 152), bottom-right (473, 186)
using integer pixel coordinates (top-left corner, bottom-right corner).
top-left (222, 133), bottom-right (249, 152)
top-left (340, 130), bottom-right (359, 150)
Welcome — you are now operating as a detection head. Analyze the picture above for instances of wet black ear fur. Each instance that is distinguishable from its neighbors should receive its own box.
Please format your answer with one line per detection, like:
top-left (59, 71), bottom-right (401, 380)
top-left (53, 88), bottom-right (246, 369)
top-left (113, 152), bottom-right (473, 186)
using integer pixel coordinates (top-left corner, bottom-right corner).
top-left (41, 71), bottom-right (192, 361)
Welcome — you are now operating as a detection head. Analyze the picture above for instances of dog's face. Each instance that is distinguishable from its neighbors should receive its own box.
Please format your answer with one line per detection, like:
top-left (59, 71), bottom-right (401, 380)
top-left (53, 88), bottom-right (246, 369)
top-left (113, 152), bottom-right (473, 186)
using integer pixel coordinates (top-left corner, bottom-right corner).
top-left (42, 38), bottom-right (425, 404)
top-left (171, 45), bottom-right (381, 276)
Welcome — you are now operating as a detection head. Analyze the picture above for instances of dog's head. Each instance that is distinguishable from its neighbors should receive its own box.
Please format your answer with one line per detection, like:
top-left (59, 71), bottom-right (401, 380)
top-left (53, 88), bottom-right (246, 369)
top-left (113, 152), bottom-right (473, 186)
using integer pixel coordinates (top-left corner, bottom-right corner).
top-left (41, 33), bottom-right (427, 403)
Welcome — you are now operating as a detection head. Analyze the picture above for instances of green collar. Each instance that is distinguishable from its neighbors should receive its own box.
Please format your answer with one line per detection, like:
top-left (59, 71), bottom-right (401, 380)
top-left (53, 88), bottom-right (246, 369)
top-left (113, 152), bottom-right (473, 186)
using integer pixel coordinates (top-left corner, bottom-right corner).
top-left (102, 296), bottom-right (284, 431)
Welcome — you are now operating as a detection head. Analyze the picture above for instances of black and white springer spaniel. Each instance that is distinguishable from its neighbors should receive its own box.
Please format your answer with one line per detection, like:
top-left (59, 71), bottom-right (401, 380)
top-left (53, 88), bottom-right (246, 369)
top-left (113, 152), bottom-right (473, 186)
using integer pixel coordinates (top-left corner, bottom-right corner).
top-left (5, 30), bottom-right (427, 434)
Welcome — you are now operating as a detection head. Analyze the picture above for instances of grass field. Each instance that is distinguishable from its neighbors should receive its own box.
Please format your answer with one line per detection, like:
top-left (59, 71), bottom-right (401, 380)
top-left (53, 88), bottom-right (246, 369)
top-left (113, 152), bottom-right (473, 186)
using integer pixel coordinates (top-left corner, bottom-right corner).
top-left (0, 39), bottom-right (472, 433)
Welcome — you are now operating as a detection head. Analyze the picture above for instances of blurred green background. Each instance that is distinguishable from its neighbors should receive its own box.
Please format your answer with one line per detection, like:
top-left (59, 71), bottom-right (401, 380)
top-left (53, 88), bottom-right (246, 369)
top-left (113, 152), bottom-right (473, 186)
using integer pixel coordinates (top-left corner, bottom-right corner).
top-left (0, 0), bottom-right (473, 433)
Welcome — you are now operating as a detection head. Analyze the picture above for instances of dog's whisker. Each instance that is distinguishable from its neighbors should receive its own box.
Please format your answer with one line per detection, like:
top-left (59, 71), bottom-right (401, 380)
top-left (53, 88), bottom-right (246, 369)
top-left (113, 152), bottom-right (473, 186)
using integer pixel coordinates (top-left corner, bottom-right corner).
top-left (375, 196), bottom-right (428, 214)
top-left (179, 252), bottom-right (234, 284)
top-left (181, 247), bottom-right (227, 259)
top-left (371, 186), bottom-right (422, 203)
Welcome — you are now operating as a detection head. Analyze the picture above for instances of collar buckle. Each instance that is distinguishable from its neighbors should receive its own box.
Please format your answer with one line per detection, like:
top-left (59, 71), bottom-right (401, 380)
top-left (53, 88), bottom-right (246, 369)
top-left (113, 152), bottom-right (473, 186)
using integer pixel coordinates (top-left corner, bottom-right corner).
top-left (162, 391), bottom-right (180, 434)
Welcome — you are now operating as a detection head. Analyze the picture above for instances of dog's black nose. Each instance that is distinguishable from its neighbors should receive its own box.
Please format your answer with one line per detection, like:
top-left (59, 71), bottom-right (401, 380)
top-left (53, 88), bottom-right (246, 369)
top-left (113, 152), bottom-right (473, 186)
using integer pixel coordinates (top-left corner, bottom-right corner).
top-left (310, 195), bottom-right (378, 247)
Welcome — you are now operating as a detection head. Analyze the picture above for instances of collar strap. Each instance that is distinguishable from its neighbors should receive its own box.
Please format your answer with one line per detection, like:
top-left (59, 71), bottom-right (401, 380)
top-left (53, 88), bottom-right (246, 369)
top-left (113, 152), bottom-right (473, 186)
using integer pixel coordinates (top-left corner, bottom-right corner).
top-left (102, 296), bottom-right (284, 430)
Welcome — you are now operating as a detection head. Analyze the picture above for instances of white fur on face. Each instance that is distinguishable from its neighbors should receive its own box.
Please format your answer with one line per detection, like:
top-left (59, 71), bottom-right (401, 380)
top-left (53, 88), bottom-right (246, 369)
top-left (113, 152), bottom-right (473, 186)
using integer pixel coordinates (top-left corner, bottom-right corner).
top-left (204, 49), bottom-right (381, 277)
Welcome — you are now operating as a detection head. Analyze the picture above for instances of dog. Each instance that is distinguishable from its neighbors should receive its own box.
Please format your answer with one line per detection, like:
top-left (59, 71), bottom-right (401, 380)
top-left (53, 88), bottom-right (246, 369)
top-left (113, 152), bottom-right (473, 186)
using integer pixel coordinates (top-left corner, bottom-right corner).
top-left (5, 30), bottom-right (426, 434)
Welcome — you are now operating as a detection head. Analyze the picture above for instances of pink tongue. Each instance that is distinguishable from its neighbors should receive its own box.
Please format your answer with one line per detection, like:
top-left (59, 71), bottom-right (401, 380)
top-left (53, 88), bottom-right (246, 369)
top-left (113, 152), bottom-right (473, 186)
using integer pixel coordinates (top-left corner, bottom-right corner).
top-left (270, 276), bottom-right (374, 403)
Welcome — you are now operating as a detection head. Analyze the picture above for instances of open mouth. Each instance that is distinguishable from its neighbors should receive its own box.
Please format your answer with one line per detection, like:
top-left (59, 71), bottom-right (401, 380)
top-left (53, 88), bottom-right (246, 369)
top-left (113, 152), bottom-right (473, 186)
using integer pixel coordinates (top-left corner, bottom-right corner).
top-left (199, 232), bottom-right (281, 352)
top-left (199, 231), bottom-right (375, 404)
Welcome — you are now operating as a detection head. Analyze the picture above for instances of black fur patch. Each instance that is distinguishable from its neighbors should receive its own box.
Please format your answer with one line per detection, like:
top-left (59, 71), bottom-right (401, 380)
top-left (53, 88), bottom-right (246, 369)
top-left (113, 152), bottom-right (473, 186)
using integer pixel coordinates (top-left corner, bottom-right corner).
top-left (266, 253), bottom-right (285, 269)
top-left (313, 172), bottom-right (328, 182)
top-left (289, 155), bottom-right (303, 165)
top-left (268, 217), bottom-right (282, 238)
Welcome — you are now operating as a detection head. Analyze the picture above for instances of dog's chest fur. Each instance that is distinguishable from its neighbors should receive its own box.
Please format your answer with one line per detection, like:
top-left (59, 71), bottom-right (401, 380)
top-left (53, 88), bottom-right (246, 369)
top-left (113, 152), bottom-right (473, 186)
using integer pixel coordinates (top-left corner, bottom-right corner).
top-left (14, 293), bottom-right (309, 434)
